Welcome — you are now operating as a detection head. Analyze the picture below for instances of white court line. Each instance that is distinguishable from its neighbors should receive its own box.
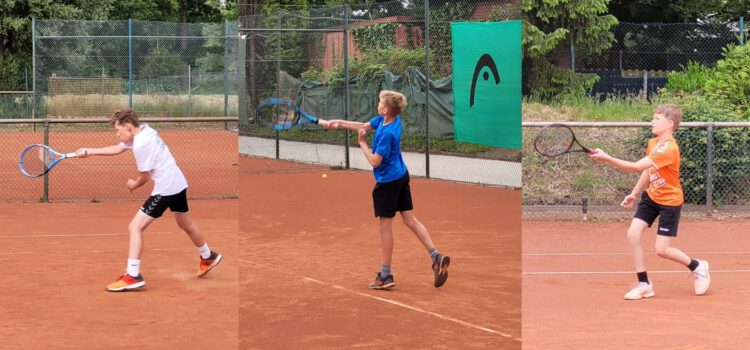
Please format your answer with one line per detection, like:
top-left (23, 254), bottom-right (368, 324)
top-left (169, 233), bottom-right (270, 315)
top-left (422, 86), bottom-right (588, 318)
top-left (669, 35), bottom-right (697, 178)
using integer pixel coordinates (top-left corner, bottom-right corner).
top-left (303, 277), bottom-right (517, 340)
top-left (524, 251), bottom-right (750, 256)
top-left (240, 258), bottom-right (519, 341)
top-left (0, 252), bottom-right (33, 256)
top-left (524, 269), bottom-right (750, 276)
top-left (2, 229), bottom-right (235, 239)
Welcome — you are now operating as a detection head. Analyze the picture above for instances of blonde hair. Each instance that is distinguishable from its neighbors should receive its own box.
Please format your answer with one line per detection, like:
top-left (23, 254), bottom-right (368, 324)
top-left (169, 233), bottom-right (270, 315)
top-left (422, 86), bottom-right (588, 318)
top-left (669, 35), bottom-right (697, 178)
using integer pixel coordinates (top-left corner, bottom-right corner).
top-left (654, 104), bottom-right (682, 130)
top-left (379, 90), bottom-right (407, 115)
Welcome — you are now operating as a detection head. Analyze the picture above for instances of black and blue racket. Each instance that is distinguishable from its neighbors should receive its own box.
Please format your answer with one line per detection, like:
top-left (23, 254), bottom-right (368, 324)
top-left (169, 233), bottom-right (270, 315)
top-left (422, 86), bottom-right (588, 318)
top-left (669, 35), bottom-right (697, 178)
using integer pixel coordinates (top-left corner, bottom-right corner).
top-left (256, 97), bottom-right (321, 131)
top-left (533, 123), bottom-right (594, 157)
top-left (19, 144), bottom-right (80, 178)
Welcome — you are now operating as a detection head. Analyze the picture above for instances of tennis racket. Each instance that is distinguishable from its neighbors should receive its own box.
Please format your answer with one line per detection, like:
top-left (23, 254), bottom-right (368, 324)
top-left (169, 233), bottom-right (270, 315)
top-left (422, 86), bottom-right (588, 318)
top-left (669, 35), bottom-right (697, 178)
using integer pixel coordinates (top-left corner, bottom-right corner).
top-left (19, 144), bottom-right (80, 178)
top-left (533, 123), bottom-right (594, 157)
top-left (256, 97), bottom-right (321, 130)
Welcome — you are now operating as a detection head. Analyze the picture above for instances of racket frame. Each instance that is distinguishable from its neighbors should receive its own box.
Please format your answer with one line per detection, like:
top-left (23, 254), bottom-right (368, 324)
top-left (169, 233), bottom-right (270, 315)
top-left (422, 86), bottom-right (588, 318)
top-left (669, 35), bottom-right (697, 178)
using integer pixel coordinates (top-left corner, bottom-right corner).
top-left (19, 144), bottom-right (77, 178)
top-left (533, 123), bottom-right (592, 157)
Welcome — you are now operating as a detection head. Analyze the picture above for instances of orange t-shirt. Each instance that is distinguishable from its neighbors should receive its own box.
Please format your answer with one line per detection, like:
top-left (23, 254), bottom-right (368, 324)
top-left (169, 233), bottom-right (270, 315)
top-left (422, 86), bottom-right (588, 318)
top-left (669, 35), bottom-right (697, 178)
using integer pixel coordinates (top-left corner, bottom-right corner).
top-left (645, 137), bottom-right (683, 206)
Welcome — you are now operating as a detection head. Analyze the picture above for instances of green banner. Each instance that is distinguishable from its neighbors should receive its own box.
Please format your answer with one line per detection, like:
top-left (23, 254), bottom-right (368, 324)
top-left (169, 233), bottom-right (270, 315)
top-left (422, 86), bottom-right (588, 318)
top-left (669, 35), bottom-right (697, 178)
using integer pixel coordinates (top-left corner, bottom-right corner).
top-left (451, 21), bottom-right (521, 149)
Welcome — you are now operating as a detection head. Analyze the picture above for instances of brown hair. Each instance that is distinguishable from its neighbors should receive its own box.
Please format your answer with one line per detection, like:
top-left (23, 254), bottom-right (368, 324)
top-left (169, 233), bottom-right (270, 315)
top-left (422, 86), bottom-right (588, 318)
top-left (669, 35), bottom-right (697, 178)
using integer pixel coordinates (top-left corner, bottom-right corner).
top-left (654, 104), bottom-right (682, 130)
top-left (110, 109), bottom-right (140, 127)
top-left (379, 90), bottom-right (407, 115)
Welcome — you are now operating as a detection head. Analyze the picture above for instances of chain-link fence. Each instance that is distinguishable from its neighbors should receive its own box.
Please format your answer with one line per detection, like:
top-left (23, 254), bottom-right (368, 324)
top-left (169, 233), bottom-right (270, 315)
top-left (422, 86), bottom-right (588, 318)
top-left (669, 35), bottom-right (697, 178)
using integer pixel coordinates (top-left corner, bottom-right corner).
top-left (237, 0), bottom-right (522, 188)
top-left (0, 118), bottom-right (237, 203)
top-left (575, 21), bottom-right (746, 98)
top-left (0, 91), bottom-right (34, 119)
top-left (523, 122), bottom-right (750, 219)
top-left (32, 19), bottom-right (238, 119)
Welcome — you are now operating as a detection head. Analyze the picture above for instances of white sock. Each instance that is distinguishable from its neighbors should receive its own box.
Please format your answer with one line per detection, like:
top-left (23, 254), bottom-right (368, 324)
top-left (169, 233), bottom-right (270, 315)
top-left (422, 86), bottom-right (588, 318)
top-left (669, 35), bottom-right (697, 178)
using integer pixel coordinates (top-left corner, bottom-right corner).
top-left (198, 243), bottom-right (211, 259)
top-left (126, 259), bottom-right (141, 277)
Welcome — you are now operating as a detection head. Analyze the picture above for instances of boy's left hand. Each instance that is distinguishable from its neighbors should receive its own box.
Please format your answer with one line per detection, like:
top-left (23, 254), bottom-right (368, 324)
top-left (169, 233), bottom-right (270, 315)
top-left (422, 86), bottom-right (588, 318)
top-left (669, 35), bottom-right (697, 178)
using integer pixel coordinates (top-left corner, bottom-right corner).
top-left (357, 128), bottom-right (367, 143)
top-left (126, 179), bottom-right (138, 191)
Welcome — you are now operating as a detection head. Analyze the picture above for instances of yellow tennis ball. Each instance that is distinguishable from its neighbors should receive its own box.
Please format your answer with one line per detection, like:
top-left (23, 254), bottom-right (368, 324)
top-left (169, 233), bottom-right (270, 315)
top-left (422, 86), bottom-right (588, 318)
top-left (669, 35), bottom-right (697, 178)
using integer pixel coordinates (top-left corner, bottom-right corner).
top-left (321, 173), bottom-right (327, 179)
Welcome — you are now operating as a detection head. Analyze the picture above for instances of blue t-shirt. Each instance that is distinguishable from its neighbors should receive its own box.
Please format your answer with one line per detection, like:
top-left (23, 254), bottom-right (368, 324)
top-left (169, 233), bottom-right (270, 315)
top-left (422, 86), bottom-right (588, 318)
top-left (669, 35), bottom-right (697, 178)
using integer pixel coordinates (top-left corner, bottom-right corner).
top-left (369, 115), bottom-right (407, 183)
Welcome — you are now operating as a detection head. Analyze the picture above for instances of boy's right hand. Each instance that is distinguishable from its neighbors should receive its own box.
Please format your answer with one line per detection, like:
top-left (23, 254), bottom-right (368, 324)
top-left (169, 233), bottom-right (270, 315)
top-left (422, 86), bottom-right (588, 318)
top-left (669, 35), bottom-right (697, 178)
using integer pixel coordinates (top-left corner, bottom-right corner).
top-left (75, 148), bottom-right (90, 158)
top-left (621, 194), bottom-right (637, 209)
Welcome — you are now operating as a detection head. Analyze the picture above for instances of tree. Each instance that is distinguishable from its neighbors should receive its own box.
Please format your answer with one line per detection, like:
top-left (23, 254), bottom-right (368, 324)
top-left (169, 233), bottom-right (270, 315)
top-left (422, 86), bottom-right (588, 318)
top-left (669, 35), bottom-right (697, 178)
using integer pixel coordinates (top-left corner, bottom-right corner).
top-left (521, 0), bottom-right (618, 97)
top-left (610, 0), bottom-right (749, 23)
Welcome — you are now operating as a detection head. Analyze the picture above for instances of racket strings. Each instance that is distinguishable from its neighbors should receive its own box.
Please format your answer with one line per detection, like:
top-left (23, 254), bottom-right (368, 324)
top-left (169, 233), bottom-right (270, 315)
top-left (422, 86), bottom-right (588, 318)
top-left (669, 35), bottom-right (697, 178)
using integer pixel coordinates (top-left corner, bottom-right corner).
top-left (535, 127), bottom-right (576, 157)
top-left (22, 146), bottom-right (51, 177)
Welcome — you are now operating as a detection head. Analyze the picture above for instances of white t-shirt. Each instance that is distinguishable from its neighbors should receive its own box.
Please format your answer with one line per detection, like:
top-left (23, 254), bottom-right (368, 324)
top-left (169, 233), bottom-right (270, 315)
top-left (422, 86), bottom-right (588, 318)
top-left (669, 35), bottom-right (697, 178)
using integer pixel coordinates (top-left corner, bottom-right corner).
top-left (119, 124), bottom-right (188, 196)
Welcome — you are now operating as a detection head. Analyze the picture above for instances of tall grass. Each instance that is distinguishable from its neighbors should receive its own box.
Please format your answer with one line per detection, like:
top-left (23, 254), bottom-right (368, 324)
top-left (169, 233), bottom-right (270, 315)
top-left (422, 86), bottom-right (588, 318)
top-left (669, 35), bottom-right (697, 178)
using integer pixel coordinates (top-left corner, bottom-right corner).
top-left (523, 95), bottom-right (656, 122)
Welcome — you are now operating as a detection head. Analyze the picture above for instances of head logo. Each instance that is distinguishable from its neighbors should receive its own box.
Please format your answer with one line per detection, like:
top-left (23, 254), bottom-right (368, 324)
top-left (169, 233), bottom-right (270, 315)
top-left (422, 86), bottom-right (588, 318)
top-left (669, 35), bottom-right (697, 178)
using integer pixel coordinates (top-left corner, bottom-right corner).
top-left (470, 53), bottom-right (500, 107)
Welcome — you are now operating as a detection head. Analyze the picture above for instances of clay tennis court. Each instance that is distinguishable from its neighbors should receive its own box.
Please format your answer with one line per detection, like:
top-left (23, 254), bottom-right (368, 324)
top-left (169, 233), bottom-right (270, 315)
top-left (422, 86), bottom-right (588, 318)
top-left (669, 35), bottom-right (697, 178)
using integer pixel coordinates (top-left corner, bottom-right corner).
top-left (523, 219), bottom-right (750, 349)
top-left (0, 199), bottom-right (238, 349)
top-left (239, 156), bottom-right (521, 349)
top-left (0, 123), bottom-right (238, 348)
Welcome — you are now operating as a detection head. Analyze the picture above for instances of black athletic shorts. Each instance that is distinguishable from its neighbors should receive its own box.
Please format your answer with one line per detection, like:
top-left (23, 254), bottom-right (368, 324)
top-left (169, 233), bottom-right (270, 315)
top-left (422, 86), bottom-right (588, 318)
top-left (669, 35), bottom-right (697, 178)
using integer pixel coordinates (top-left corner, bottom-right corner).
top-left (634, 191), bottom-right (682, 237)
top-left (140, 188), bottom-right (189, 219)
top-left (372, 172), bottom-right (413, 218)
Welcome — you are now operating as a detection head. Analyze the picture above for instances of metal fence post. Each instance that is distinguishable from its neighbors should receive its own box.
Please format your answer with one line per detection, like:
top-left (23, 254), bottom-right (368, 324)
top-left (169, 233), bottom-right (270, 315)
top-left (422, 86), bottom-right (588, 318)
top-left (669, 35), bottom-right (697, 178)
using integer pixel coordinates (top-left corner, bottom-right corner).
top-left (424, 0), bottom-right (431, 178)
top-left (741, 17), bottom-right (745, 46)
top-left (570, 32), bottom-right (575, 72)
top-left (128, 18), bottom-right (133, 109)
top-left (275, 14), bottom-right (281, 159)
top-left (32, 18), bottom-right (36, 130)
top-left (224, 19), bottom-right (229, 129)
top-left (188, 65), bottom-right (192, 117)
top-left (344, 4), bottom-right (351, 169)
top-left (42, 120), bottom-right (49, 203)
top-left (706, 124), bottom-right (714, 217)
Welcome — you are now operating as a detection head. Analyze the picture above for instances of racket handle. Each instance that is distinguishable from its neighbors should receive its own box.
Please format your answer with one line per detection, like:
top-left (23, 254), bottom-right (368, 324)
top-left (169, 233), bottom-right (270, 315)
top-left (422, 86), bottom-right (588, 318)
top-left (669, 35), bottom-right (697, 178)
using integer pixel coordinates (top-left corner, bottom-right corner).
top-left (65, 152), bottom-right (79, 158)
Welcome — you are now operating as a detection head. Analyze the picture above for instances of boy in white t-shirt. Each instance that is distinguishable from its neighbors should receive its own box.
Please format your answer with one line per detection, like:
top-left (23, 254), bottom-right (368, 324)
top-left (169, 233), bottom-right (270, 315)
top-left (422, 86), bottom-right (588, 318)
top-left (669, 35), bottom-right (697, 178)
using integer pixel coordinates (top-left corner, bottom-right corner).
top-left (77, 109), bottom-right (222, 291)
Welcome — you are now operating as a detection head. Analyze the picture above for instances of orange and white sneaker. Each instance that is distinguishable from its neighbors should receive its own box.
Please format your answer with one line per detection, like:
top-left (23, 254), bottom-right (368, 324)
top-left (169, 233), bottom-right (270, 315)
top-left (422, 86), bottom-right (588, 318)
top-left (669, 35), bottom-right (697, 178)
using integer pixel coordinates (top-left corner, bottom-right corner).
top-left (197, 251), bottom-right (223, 277)
top-left (691, 260), bottom-right (710, 295)
top-left (106, 274), bottom-right (146, 292)
top-left (624, 281), bottom-right (655, 300)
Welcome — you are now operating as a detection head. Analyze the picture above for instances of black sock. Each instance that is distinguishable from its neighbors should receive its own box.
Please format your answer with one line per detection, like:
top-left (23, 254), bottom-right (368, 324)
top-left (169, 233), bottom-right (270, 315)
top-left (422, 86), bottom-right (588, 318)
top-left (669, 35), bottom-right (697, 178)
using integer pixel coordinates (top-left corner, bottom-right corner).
top-left (687, 259), bottom-right (700, 271)
top-left (637, 271), bottom-right (649, 284)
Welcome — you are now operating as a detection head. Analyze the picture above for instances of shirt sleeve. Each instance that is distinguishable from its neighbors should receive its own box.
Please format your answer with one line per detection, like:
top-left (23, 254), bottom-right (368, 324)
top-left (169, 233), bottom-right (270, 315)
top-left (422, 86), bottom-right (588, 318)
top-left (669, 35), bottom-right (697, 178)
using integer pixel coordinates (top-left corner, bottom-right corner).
top-left (372, 133), bottom-right (393, 158)
top-left (648, 141), bottom-right (675, 169)
top-left (369, 115), bottom-right (382, 130)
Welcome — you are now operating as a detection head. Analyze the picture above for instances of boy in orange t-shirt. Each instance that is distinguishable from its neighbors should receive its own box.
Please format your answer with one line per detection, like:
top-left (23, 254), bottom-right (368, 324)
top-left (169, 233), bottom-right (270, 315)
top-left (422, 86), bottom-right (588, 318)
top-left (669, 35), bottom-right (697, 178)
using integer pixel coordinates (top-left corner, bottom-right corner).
top-left (589, 104), bottom-right (710, 300)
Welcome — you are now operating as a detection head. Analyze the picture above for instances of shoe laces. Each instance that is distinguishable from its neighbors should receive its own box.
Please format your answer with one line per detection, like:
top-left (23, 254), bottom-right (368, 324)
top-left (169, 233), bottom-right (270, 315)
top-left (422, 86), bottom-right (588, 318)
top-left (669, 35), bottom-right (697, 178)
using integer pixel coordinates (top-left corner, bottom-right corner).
top-left (628, 282), bottom-right (650, 291)
top-left (688, 269), bottom-right (707, 280)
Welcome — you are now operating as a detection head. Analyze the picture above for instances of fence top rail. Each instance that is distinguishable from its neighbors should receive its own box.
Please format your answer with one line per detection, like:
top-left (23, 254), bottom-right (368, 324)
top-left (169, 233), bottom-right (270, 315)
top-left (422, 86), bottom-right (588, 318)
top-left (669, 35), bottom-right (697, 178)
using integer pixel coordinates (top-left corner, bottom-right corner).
top-left (0, 117), bottom-right (238, 124)
top-left (0, 91), bottom-right (33, 94)
top-left (523, 121), bottom-right (750, 128)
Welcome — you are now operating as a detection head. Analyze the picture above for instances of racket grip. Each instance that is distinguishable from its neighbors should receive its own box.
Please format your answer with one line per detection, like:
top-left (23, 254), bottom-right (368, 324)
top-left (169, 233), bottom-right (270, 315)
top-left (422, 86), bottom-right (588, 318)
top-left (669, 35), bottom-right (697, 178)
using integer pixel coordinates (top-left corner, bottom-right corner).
top-left (65, 152), bottom-right (78, 158)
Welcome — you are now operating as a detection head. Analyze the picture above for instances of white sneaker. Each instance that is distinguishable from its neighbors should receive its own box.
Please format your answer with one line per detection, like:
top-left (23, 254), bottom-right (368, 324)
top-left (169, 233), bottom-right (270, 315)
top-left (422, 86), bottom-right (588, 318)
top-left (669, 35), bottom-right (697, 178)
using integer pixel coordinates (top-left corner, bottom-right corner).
top-left (624, 281), bottom-right (655, 300)
top-left (691, 260), bottom-right (711, 295)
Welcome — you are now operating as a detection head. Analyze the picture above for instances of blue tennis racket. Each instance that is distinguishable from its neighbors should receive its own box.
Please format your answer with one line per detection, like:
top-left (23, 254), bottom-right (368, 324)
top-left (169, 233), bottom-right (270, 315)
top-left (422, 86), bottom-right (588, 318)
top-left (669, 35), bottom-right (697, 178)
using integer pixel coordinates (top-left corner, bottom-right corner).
top-left (19, 144), bottom-right (80, 178)
top-left (256, 97), bottom-right (321, 130)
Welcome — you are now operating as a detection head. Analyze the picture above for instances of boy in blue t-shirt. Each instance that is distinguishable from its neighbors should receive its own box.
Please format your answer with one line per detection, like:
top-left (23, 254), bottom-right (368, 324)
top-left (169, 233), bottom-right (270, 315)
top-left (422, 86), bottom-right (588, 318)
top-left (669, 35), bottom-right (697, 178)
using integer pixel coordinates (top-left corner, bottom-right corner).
top-left (323, 90), bottom-right (450, 289)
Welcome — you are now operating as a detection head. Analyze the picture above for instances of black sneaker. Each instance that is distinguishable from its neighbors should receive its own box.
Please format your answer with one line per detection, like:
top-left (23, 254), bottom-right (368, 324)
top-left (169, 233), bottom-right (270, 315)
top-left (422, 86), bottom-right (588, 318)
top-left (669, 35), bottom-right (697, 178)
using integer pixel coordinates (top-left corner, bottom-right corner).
top-left (432, 254), bottom-right (450, 288)
top-left (369, 272), bottom-right (396, 290)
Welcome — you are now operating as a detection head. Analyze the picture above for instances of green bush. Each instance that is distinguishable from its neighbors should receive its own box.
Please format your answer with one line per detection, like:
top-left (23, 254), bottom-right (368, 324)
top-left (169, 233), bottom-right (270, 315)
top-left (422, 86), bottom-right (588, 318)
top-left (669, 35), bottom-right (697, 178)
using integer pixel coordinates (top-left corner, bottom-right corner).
top-left (661, 95), bottom-right (747, 205)
top-left (704, 45), bottom-right (750, 115)
top-left (304, 47), bottom-right (426, 86)
top-left (663, 61), bottom-right (715, 95)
